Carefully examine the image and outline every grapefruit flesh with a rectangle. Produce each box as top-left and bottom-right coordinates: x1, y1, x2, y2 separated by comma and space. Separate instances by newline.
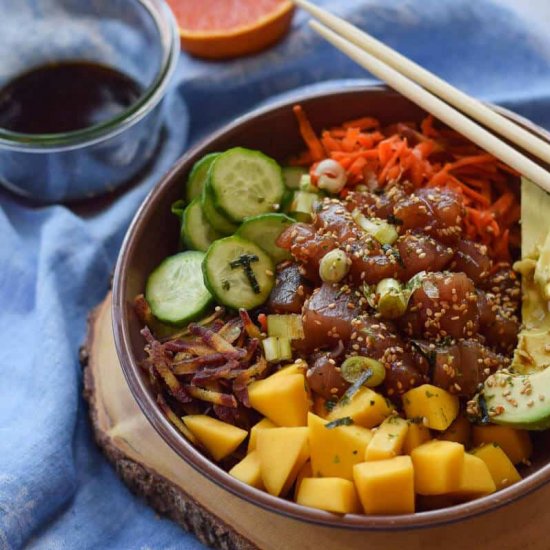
166, 0, 295, 59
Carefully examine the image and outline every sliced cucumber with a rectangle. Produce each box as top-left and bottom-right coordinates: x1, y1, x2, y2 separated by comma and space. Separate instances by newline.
146, 251, 213, 326
202, 236, 275, 310
181, 198, 222, 252
236, 213, 293, 264
208, 147, 285, 223
186, 152, 219, 202
282, 166, 307, 190
201, 184, 239, 235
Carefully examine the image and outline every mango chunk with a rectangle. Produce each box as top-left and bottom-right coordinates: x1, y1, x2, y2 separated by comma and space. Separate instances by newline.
182, 415, 247, 461
403, 384, 459, 431
411, 440, 464, 495
247, 418, 277, 453
471, 443, 522, 489
248, 373, 309, 427
449, 453, 496, 500
327, 387, 393, 428
403, 422, 431, 455
308, 413, 372, 480
472, 425, 532, 465
353, 456, 415, 514
296, 478, 360, 514
271, 360, 307, 378
438, 414, 471, 446
257, 427, 310, 496
365, 416, 408, 461
229, 451, 263, 489
294, 460, 313, 500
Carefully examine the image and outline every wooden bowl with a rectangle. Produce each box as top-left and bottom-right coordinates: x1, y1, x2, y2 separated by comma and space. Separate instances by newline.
112, 85, 550, 530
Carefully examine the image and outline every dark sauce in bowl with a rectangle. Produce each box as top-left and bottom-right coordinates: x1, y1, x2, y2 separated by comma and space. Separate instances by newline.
0, 61, 143, 134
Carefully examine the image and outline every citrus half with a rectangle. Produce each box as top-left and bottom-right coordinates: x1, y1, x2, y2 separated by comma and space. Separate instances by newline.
166, 0, 295, 59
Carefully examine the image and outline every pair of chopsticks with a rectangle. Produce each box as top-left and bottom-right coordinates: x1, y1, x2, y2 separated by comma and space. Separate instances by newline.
293, 0, 550, 193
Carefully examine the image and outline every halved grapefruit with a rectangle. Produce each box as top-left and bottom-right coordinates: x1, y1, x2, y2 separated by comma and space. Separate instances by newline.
166, 0, 295, 59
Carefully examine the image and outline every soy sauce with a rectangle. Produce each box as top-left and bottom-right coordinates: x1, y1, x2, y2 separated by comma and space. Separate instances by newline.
0, 61, 143, 134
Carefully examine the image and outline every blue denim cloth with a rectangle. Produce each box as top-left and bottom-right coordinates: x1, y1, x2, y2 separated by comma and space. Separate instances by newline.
2, 1, 550, 548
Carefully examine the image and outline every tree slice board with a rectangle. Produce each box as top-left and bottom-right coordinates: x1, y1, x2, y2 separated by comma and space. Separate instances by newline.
82, 294, 549, 550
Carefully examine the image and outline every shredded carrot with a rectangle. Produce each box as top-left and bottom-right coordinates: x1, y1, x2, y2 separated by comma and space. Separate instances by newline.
257, 313, 267, 333
292, 105, 325, 162
291, 105, 521, 258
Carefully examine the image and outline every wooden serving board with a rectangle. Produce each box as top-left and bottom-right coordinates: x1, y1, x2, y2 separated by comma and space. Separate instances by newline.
82, 294, 549, 550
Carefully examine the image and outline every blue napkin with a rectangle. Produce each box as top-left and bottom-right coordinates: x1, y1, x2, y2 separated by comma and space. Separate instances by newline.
2, 1, 550, 548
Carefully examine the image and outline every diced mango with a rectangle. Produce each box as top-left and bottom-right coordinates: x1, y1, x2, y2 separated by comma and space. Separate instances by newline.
294, 460, 313, 500
327, 387, 393, 428
449, 454, 496, 500
353, 456, 415, 515
403, 384, 459, 431
365, 416, 408, 461
257, 427, 310, 496
471, 443, 522, 489
411, 440, 464, 495
247, 418, 277, 453
182, 415, 248, 461
403, 422, 431, 455
296, 478, 360, 514
472, 425, 532, 465
248, 373, 309, 427
308, 413, 372, 480
229, 451, 263, 489
271, 360, 307, 378
438, 414, 471, 446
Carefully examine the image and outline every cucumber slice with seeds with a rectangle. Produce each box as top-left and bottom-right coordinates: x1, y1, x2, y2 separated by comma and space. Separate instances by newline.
202, 236, 275, 310
146, 251, 212, 326
181, 198, 222, 252
201, 184, 239, 235
236, 213, 293, 264
208, 147, 285, 223
186, 152, 220, 202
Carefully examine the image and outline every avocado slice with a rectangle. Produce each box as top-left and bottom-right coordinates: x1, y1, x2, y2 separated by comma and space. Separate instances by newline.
479, 368, 550, 430
509, 178, 550, 374
473, 178, 550, 429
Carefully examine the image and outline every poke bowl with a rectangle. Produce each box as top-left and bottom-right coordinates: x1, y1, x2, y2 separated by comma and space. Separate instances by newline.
112, 85, 550, 529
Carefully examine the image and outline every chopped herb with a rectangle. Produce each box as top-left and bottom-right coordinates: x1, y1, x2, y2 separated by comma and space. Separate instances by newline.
382, 244, 405, 267
230, 254, 261, 294
325, 417, 354, 429
333, 455, 341, 464
425, 390, 436, 398
411, 341, 436, 376
221, 280, 231, 291
324, 398, 338, 412
339, 368, 372, 405
387, 433, 397, 439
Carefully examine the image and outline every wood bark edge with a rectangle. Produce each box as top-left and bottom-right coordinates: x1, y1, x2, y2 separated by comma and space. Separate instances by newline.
80, 296, 256, 550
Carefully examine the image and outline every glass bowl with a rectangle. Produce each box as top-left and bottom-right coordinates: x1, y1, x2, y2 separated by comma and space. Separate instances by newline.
112, 85, 550, 530
0, 0, 179, 203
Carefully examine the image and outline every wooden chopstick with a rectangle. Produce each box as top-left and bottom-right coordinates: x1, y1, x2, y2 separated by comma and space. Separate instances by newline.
294, 0, 550, 167
305, 19, 550, 194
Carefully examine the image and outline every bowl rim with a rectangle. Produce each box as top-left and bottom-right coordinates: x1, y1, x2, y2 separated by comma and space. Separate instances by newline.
0, 0, 180, 152
112, 83, 550, 531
